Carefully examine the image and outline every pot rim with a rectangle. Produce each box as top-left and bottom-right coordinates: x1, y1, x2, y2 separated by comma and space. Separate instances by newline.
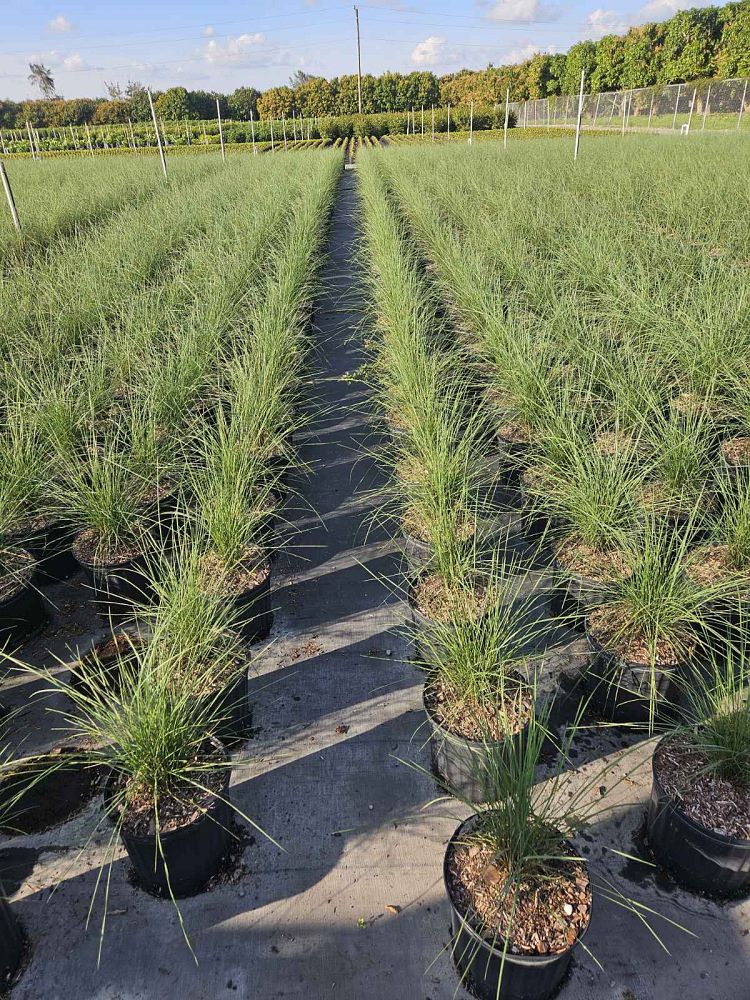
443, 813, 591, 964
422, 678, 528, 751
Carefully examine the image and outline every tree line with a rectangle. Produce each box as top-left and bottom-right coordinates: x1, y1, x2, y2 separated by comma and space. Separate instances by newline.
4, 1, 750, 129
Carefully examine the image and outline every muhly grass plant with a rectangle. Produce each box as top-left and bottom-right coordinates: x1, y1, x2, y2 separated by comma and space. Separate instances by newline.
3, 634, 275, 961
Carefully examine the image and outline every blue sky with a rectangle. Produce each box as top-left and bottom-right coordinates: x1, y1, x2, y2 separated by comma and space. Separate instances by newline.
1, 0, 700, 100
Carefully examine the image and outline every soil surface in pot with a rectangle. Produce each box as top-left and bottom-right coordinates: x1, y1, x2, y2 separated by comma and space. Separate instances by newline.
447, 832, 591, 956
118, 760, 226, 837
200, 549, 270, 598
555, 537, 630, 583
0, 548, 35, 602
425, 674, 531, 742
73, 528, 144, 567
587, 606, 693, 667
654, 736, 750, 840
685, 543, 749, 589
412, 573, 488, 624
720, 436, 750, 466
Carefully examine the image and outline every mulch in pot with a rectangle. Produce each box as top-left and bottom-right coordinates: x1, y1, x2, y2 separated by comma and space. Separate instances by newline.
654, 735, 750, 841
425, 673, 531, 743
411, 573, 488, 625
0, 548, 36, 605
446, 830, 591, 957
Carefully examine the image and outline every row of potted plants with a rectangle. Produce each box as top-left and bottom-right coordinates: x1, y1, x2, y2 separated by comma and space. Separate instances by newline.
359, 140, 750, 1000
0, 149, 344, 981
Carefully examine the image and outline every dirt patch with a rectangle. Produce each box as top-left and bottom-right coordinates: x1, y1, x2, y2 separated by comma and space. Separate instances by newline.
412, 573, 487, 624
447, 831, 591, 955
655, 736, 750, 840
201, 548, 270, 598
72, 527, 144, 568
720, 437, 750, 467
587, 605, 693, 667
425, 673, 531, 741
555, 537, 630, 583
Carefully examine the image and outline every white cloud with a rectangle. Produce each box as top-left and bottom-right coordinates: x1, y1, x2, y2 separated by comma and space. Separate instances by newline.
411, 36, 447, 66
586, 8, 628, 37
202, 25, 215, 37
48, 14, 73, 33
62, 52, 88, 71
639, 0, 711, 17
203, 32, 266, 65
484, 0, 559, 22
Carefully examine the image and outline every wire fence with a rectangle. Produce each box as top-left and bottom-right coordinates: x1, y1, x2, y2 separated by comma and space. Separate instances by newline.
509, 77, 750, 134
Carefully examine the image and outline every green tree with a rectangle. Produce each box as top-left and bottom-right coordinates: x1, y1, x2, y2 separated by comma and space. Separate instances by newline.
256, 86, 294, 118
562, 41, 598, 94
659, 8, 721, 82
92, 100, 131, 124
154, 86, 190, 120
125, 81, 151, 121
226, 87, 260, 120
717, 1, 750, 76
621, 24, 665, 88
591, 34, 627, 91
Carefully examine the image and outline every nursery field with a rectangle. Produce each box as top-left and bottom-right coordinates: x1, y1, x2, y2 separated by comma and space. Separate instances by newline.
0, 133, 748, 1000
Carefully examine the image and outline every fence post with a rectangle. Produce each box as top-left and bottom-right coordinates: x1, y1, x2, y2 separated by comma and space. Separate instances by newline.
593, 92, 601, 126
447, 104, 451, 137
686, 88, 697, 133
250, 110, 257, 154
738, 80, 748, 129
702, 84, 711, 130
431, 104, 435, 141
621, 92, 628, 135
25, 121, 37, 161
282, 117, 288, 151
0, 161, 21, 231
216, 99, 226, 161
671, 83, 682, 129
574, 70, 585, 160
503, 87, 510, 150
421, 105, 424, 135
469, 100, 474, 144
84, 121, 95, 157
647, 92, 655, 131
147, 89, 167, 178
270, 118, 275, 152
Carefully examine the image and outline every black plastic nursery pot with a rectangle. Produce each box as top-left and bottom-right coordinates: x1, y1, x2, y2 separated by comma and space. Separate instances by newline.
117, 747, 231, 898
0, 551, 46, 649
646, 736, 750, 897
401, 529, 436, 577
584, 628, 682, 725
496, 430, 528, 490
232, 566, 273, 644
424, 687, 524, 804
0, 748, 99, 835
444, 816, 589, 1000
550, 560, 610, 627
10, 518, 77, 584
73, 540, 153, 623
0, 896, 24, 984
69, 631, 142, 696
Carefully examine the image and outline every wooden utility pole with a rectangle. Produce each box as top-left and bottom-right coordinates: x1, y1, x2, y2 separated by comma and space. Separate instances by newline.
354, 6, 363, 114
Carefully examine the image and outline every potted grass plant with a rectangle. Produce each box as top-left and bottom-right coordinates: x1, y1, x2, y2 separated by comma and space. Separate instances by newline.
415, 558, 546, 802
685, 468, 750, 625
0, 423, 47, 645
188, 421, 276, 644
140, 539, 253, 742
1, 407, 77, 585
55, 428, 157, 621
4, 634, 275, 952
584, 522, 709, 725
647, 641, 750, 897
439, 697, 682, 1000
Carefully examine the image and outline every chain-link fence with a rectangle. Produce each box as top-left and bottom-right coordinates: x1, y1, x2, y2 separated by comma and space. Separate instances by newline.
509, 77, 750, 134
